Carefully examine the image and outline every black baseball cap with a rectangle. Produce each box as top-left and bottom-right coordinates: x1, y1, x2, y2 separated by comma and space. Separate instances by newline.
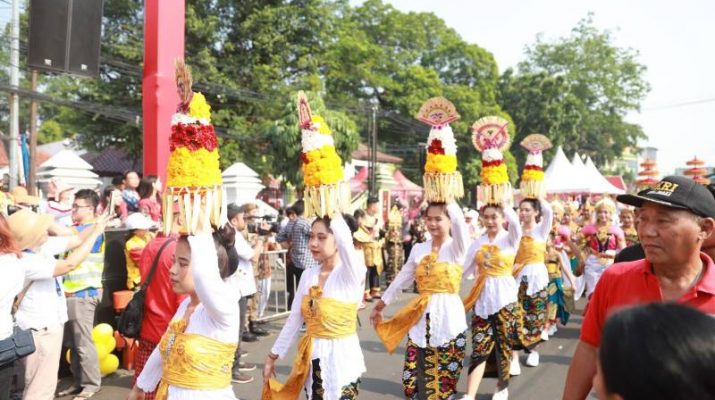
617, 175, 715, 218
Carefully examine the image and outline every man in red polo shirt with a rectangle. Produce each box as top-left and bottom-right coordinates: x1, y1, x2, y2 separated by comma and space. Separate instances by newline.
563, 176, 715, 400
132, 206, 186, 400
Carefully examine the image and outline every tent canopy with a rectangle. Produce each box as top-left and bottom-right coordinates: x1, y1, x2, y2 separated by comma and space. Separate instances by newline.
544, 147, 591, 193
584, 157, 625, 194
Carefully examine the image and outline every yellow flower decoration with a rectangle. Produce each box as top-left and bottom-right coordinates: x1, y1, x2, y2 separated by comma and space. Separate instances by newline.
425, 153, 457, 173
188, 92, 212, 122
167, 147, 222, 187
481, 164, 509, 185
302, 144, 344, 187
521, 169, 545, 181
311, 115, 332, 135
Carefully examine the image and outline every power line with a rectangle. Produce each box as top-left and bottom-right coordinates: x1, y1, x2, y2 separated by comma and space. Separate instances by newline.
642, 97, 715, 111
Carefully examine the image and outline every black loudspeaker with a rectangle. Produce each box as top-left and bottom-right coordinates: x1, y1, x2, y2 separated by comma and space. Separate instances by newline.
27, 0, 104, 77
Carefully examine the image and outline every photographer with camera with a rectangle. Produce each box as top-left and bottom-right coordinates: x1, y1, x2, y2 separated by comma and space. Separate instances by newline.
276, 200, 318, 310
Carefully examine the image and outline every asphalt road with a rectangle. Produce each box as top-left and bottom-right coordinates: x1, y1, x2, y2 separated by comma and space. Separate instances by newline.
57, 291, 593, 400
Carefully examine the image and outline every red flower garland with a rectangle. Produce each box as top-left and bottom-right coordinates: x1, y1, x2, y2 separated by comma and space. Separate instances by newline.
428, 139, 445, 155
523, 164, 543, 171
482, 159, 504, 167
170, 123, 218, 152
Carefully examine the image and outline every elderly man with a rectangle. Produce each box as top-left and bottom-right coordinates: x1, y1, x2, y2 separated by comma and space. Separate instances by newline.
563, 176, 715, 400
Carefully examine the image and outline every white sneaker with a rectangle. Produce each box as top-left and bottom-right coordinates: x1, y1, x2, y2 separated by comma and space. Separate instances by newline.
509, 357, 521, 376
549, 325, 558, 336
492, 387, 509, 400
525, 351, 540, 367
540, 329, 550, 341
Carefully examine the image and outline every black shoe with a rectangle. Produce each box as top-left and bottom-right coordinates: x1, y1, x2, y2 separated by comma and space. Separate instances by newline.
242, 332, 258, 342
250, 321, 269, 336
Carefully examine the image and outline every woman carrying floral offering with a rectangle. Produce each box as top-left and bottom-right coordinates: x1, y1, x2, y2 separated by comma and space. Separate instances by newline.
370, 98, 469, 400
511, 134, 554, 370
128, 60, 239, 400
460, 118, 522, 400
262, 92, 365, 400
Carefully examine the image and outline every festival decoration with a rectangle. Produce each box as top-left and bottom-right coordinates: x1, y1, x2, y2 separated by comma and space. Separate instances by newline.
683, 156, 711, 185
472, 116, 512, 205
519, 133, 552, 199
635, 159, 659, 189
163, 60, 227, 234
297, 91, 349, 217
416, 97, 464, 203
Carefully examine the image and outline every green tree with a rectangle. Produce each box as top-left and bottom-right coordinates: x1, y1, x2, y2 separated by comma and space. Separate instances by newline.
9, 0, 506, 193
499, 13, 649, 170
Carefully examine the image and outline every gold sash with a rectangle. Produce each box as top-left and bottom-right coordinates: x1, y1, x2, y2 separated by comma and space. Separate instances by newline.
263, 286, 358, 400
462, 244, 516, 311
155, 319, 236, 400
363, 241, 384, 273
375, 252, 462, 353
512, 236, 547, 277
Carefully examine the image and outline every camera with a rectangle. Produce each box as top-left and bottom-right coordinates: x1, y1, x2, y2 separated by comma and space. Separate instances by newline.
247, 215, 279, 236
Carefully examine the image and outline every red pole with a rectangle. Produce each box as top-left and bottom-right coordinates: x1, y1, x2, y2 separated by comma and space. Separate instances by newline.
142, 0, 185, 181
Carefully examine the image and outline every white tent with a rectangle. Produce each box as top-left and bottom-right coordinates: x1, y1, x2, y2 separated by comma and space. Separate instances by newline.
36, 150, 102, 194
222, 162, 266, 206
544, 147, 591, 193
585, 157, 625, 194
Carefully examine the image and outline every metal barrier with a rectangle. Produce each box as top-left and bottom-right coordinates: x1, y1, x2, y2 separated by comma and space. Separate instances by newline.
254, 249, 293, 322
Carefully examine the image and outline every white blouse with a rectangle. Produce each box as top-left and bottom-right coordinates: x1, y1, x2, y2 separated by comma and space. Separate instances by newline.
381, 203, 469, 348
270, 215, 367, 400
137, 234, 241, 400
515, 199, 553, 296
463, 206, 522, 319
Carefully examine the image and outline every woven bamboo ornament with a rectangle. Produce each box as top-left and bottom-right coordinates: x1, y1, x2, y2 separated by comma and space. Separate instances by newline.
297, 91, 349, 218
163, 60, 227, 235
472, 116, 512, 206
416, 97, 464, 203
519, 133, 552, 199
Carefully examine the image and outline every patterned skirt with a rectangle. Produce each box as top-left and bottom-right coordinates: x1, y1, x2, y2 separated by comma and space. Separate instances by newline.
469, 302, 521, 384
403, 313, 466, 400
547, 277, 571, 326
516, 278, 548, 350
307, 358, 360, 400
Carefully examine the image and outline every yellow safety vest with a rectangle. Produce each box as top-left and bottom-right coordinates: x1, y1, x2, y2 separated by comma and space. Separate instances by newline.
63, 227, 105, 293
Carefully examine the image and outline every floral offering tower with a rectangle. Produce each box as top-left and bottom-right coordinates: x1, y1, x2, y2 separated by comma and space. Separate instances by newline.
297, 91, 349, 217
472, 116, 512, 205
519, 133, 552, 199
163, 60, 227, 234
416, 97, 464, 203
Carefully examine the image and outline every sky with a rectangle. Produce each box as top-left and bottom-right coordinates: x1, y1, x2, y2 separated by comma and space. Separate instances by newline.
360, 0, 715, 175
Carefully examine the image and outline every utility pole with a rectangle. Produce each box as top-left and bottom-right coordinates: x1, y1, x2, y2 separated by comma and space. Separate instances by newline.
29, 70, 39, 195
8, 0, 20, 189
368, 103, 378, 197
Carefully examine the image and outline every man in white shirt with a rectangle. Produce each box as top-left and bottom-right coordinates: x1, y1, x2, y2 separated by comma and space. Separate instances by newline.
7, 209, 107, 400
227, 203, 264, 384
